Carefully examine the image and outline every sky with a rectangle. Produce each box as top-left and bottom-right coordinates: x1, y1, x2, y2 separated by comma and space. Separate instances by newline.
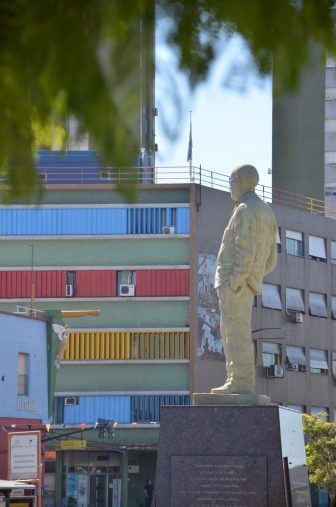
155, 31, 273, 187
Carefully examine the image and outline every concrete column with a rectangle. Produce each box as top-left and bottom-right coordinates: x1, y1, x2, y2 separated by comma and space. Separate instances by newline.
121, 452, 128, 507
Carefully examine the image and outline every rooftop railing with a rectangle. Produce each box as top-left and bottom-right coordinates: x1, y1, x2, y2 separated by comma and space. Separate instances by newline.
0, 165, 334, 218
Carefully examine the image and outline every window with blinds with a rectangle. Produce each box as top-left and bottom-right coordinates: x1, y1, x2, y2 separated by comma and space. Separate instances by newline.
286, 346, 306, 372
262, 342, 281, 367
261, 284, 282, 310
285, 230, 304, 257
286, 288, 305, 312
310, 349, 328, 374
308, 235, 326, 262
309, 292, 328, 318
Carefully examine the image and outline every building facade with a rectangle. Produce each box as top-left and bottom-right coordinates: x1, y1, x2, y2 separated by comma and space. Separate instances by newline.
1, 160, 336, 505
0, 312, 48, 422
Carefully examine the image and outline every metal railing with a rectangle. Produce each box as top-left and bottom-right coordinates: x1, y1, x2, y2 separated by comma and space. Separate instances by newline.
0, 164, 334, 217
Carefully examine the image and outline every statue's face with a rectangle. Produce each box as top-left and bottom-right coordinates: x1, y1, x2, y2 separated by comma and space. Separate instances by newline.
229, 173, 241, 201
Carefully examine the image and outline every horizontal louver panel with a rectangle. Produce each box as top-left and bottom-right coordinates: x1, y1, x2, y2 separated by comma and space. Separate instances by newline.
136, 269, 189, 297
57, 395, 190, 424
62, 331, 190, 360
0, 207, 190, 235
0, 269, 188, 298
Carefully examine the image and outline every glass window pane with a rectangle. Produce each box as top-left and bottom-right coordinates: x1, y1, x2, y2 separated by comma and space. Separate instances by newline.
261, 284, 282, 310
286, 288, 305, 312
309, 293, 328, 318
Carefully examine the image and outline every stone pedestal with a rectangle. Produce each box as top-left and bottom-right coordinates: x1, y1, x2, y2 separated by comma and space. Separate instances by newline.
155, 405, 311, 507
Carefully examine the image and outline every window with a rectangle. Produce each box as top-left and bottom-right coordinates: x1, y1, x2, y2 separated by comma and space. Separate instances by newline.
286, 346, 306, 372
332, 352, 336, 377
261, 284, 282, 310
311, 407, 328, 420
276, 228, 281, 253
331, 241, 336, 264
99, 170, 112, 180
287, 405, 305, 413
309, 235, 326, 262
66, 271, 76, 297
332, 297, 336, 319
286, 288, 305, 312
285, 230, 304, 257
310, 349, 328, 374
262, 342, 281, 367
17, 353, 29, 395
309, 292, 328, 318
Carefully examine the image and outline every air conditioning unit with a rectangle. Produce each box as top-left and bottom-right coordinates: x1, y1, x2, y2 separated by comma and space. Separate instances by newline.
66, 284, 74, 297
162, 226, 175, 234
289, 363, 299, 371
292, 311, 303, 323
119, 284, 135, 297
267, 364, 284, 378
64, 397, 78, 406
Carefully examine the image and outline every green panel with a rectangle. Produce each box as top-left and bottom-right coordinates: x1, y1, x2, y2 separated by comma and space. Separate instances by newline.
0, 239, 189, 267
55, 363, 189, 392
10, 187, 190, 205
0, 300, 189, 328
54, 427, 160, 446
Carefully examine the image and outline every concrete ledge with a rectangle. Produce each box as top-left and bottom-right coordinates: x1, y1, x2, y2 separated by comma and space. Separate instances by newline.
192, 392, 271, 406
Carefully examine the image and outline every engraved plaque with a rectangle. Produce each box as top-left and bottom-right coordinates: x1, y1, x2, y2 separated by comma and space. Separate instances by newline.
171, 455, 267, 507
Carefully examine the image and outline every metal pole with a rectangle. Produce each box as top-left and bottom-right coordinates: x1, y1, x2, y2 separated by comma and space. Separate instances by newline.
30, 244, 35, 314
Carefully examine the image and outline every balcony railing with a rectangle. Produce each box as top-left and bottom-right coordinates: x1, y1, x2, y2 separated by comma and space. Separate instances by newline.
0, 164, 334, 217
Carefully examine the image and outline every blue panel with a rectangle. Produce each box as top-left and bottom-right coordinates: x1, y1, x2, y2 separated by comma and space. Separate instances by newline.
0, 206, 189, 236
126, 207, 190, 235
37, 150, 155, 185
63, 396, 131, 424
176, 208, 190, 234
0, 208, 128, 236
130, 395, 190, 423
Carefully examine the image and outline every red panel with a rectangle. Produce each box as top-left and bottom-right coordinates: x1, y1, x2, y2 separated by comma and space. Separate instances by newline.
136, 269, 189, 297
76, 270, 117, 297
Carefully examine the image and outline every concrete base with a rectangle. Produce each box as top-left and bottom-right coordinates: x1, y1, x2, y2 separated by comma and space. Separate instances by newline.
156, 405, 311, 507
193, 392, 271, 406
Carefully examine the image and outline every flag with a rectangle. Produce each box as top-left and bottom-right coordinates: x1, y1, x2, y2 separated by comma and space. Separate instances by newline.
187, 121, 193, 162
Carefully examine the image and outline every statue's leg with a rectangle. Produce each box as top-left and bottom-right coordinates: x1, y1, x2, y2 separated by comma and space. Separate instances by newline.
212, 285, 254, 394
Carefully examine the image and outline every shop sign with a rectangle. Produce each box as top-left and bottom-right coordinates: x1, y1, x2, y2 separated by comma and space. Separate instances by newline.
128, 465, 139, 473
10, 488, 24, 497
9, 431, 40, 480
60, 440, 87, 450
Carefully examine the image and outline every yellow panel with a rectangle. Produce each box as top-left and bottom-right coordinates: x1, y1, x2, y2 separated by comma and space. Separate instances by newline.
65, 330, 190, 361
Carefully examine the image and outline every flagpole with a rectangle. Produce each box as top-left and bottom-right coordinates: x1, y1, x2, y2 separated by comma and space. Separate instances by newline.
187, 110, 193, 182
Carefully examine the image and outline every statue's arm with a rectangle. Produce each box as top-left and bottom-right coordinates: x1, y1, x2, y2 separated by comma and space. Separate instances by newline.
229, 206, 256, 291
265, 233, 277, 275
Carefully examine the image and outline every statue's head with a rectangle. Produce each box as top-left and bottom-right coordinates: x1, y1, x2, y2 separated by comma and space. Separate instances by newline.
229, 164, 259, 201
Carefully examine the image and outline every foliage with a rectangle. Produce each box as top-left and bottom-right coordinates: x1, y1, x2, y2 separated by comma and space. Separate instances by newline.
0, 0, 336, 199
302, 413, 336, 500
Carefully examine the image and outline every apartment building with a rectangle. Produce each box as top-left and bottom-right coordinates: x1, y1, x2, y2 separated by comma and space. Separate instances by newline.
1, 158, 336, 505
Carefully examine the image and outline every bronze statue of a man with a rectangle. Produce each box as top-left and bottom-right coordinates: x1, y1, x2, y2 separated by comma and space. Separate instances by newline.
213, 165, 277, 395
